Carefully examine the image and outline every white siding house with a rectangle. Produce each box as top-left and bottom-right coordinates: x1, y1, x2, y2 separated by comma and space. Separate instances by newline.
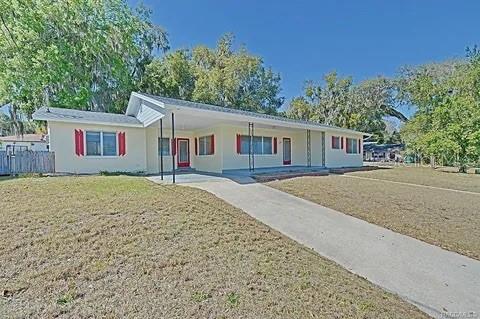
33, 92, 367, 175
0, 134, 49, 152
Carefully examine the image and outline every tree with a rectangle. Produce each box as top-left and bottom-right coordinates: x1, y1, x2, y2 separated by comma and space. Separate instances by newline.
287, 72, 407, 137
396, 60, 463, 115
141, 50, 195, 100
0, 105, 37, 136
0, 0, 168, 118
399, 49, 480, 172
141, 34, 284, 114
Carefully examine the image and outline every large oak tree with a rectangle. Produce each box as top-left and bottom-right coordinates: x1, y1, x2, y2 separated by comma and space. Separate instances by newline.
141, 34, 284, 115
0, 0, 168, 119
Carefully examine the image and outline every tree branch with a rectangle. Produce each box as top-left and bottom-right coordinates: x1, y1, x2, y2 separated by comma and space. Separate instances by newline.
0, 13, 19, 50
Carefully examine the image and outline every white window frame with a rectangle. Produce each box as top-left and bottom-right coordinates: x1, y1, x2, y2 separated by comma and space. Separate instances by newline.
85, 131, 118, 157
198, 135, 213, 156
346, 138, 358, 154
239, 135, 273, 155
332, 136, 341, 149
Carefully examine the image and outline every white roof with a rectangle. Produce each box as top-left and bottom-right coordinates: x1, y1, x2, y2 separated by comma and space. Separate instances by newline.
33, 107, 143, 127
128, 92, 368, 135
33, 93, 368, 136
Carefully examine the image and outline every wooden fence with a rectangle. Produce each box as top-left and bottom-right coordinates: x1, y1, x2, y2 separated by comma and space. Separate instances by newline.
0, 151, 55, 175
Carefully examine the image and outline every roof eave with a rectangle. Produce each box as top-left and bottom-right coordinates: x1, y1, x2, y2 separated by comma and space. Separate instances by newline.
134, 93, 368, 136
161, 101, 368, 136
33, 116, 144, 128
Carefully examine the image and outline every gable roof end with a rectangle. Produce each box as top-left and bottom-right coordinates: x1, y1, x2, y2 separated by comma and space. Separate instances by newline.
133, 92, 370, 136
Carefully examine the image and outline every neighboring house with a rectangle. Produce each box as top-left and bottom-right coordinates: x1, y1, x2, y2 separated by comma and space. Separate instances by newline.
0, 134, 49, 153
32, 92, 367, 174
363, 143, 404, 162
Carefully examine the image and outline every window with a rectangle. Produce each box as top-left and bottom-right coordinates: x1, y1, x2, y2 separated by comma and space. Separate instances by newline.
158, 137, 170, 156
253, 136, 262, 154
86, 131, 117, 156
86, 132, 101, 156
332, 136, 341, 149
263, 137, 273, 154
199, 135, 214, 155
239, 135, 272, 155
103, 132, 117, 156
346, 138, 358, 154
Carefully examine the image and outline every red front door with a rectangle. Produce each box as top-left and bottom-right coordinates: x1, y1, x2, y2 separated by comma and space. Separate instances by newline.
177, 138, 190, 167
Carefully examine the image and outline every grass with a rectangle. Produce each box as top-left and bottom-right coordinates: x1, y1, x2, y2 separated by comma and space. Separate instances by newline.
268, 167, 480, 260
0, 176, 428, 318
352, 166, 480, 193
0, 175, 14, 182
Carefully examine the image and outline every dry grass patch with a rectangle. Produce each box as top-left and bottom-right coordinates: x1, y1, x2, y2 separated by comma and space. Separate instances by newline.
268, 169, 480, 260
0, 176, 428, 318
351, 166, 480, 193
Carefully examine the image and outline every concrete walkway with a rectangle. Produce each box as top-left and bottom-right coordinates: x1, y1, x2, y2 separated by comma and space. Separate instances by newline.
171, 177, 480, 319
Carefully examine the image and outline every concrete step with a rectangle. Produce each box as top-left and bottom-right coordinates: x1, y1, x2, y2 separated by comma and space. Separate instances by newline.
253, 169, 329, 182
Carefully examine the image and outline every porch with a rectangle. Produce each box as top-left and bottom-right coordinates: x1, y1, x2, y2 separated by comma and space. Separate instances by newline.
148, 165, 329, 185
128, 93, 364, 181
149, 110, 326, 182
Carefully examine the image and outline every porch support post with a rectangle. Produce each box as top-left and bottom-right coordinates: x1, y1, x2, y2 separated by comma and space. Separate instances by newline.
171, 112, 175, 184
252, 123, 255, 171
160, 119, 163, 180
248, 123, 251, 171
248, 122, 254, 171
306, 129, 311, 167
321, 131, 325, 167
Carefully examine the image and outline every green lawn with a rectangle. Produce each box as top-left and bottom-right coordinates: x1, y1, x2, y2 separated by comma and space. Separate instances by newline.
0, 176, 427, 318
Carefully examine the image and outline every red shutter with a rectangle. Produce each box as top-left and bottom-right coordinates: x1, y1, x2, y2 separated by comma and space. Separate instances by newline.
341, 137, 344, 149
210, 135, 215, 155
118, 132, 122, 156
75, 129, 84, 156
194, 138, 198, 155
358, 138, 361, 154
79, 130, 84, 156
273, 137, 277, 154
236, 134, 241, 154
331, 136, 334, 148
122, 132, 125, 156
74, 130, 79, 156
122, 132, 126, 156
118, 132, 126, 156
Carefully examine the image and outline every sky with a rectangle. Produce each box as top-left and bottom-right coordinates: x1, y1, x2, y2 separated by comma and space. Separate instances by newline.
128, 0, 479, 117
129, 0, 479, 117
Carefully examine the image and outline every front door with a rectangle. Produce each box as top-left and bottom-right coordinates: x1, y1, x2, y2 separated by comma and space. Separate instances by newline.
177, 138, 190, 167
283, 138, 291, 165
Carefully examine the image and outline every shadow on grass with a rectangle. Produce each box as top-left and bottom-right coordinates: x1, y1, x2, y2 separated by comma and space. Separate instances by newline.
0, 175, 15, 182
0, 173, 50, 182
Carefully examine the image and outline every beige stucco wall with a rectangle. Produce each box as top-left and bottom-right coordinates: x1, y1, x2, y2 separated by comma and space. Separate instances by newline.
149, 126, 224, 174
155, 129, 192, 173
48, 119, 363, 174
146, 124, 363, 173
48, 121, 147, 174
324, 131, 363, 168
190, 126, 223, 173
221, 125, 314, 170
145, 125, 159, 174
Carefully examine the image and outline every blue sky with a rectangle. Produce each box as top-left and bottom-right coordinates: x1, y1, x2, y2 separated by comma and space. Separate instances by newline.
129, 0, 478, 117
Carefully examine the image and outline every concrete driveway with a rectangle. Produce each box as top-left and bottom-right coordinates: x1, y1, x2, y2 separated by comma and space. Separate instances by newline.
163, 176, 480, 319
